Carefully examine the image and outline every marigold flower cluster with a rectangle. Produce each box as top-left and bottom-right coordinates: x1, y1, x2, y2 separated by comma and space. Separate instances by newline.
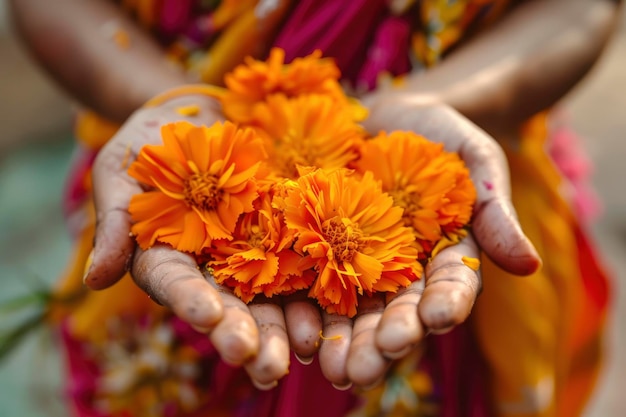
127, 48, 476, 317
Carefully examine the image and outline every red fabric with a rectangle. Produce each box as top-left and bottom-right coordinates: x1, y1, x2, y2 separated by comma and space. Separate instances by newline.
431, 324, 492, 417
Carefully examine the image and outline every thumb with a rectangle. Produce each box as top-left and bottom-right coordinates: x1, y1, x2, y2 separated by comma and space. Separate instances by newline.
83, 140, 140, 290
472, 197, 541, 276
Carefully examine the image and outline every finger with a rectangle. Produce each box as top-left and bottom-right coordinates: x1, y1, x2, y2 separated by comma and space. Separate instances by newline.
132, 245, 225, 327
244, 300, 290, 389
284, 292, 323, 363
472, 197, 541, 276
132, 246, 259, 366
318, 311, 353, 388
85, 136, 143, 290
376, 279, 426, 359
207, 294, 259, 367
419, 234, 482, 332
346, 295, 390, 389
133, 247, 258, 364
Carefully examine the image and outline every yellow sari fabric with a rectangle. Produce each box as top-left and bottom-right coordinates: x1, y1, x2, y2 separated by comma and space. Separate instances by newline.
474, 114, 608, 417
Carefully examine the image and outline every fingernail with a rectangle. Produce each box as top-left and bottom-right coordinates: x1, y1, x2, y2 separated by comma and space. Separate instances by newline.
147, 294, 164, 306
252, 379, 278, 391
382, 344, 413, 360
361, 378, 384, 391
429, 326, 454, 335
512, 241, 542, 275
294, 353, 314, 365
332, 382, 353, 391
82, 249, 94, 284
190, 324, 210, 333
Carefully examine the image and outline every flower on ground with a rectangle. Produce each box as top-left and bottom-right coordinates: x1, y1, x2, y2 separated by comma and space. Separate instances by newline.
206, 188, 315, 302
220, 47, 367, 124
127, 120, 267, 254
253, 93, 366, 179
352, 131, 476, 257
278, 167, 422, 317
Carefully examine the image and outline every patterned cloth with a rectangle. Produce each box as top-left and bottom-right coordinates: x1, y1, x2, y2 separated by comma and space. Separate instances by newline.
52, 1, 610, 416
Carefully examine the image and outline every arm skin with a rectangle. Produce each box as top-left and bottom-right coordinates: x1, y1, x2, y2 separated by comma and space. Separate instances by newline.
10, 0, 621, 133
9, 0, 192, 123
366, 0, 623, 139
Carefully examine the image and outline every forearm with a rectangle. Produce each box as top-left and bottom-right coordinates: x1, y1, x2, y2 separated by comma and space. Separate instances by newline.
9, 0, 192, 123
400, 0, 621, 137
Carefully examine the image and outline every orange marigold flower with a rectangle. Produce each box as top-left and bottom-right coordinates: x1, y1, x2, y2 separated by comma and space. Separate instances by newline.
206, 189, 315, 302
279, 167, 422, 318
353, 131, 476, 257
221, 47, 366, 124
127, 121, 266, 253
253, 93, 366, 179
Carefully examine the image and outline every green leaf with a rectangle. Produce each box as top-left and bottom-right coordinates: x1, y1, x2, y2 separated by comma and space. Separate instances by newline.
0, 291, 52, 315
0, 312, 46, 363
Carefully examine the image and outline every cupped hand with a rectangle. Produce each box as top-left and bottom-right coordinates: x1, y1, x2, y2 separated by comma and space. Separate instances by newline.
82, 93, 324, 388
82, 88, 541, 391
83, 94, 226, 323
361, 92, 541, 275
309, 93, 542, 389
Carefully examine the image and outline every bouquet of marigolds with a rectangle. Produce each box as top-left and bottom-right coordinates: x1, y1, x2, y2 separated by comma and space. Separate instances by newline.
127, 48, 477, 318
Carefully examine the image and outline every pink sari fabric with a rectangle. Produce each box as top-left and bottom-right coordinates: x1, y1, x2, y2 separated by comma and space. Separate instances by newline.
62, 317, 359, 417
273, 0, 411, 89
547, 111, 602, 223
62, 316, 490, 417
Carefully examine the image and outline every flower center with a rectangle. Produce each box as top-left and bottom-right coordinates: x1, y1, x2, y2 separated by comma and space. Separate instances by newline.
247, 225, 266, 248
273, 143, 306, 179
322, 216, 363, 263
183, 172, 222, 210
389, 189, 420, 226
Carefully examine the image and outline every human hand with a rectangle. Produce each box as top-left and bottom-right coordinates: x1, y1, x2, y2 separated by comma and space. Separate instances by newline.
305, 93, 542, 389
82, 92, 325, 388
361, 92, 542, 275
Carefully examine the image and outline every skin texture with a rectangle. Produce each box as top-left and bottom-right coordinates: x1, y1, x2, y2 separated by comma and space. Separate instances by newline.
9, 0, 622, 389
366, 0, 622, 139
9, 0, 191, 122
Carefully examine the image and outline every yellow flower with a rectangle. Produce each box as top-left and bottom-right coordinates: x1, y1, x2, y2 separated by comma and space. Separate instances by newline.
127, 121, 266, 254
461, 256, 481, 271
353, 131, 476, 257
206, 189, 315, 302
253, 93, 366, 179
220, 47, 366, 124
279, 167, 422, 318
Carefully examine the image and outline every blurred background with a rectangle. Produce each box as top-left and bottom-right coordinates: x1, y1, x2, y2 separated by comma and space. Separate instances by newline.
0, 1, 624, 416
